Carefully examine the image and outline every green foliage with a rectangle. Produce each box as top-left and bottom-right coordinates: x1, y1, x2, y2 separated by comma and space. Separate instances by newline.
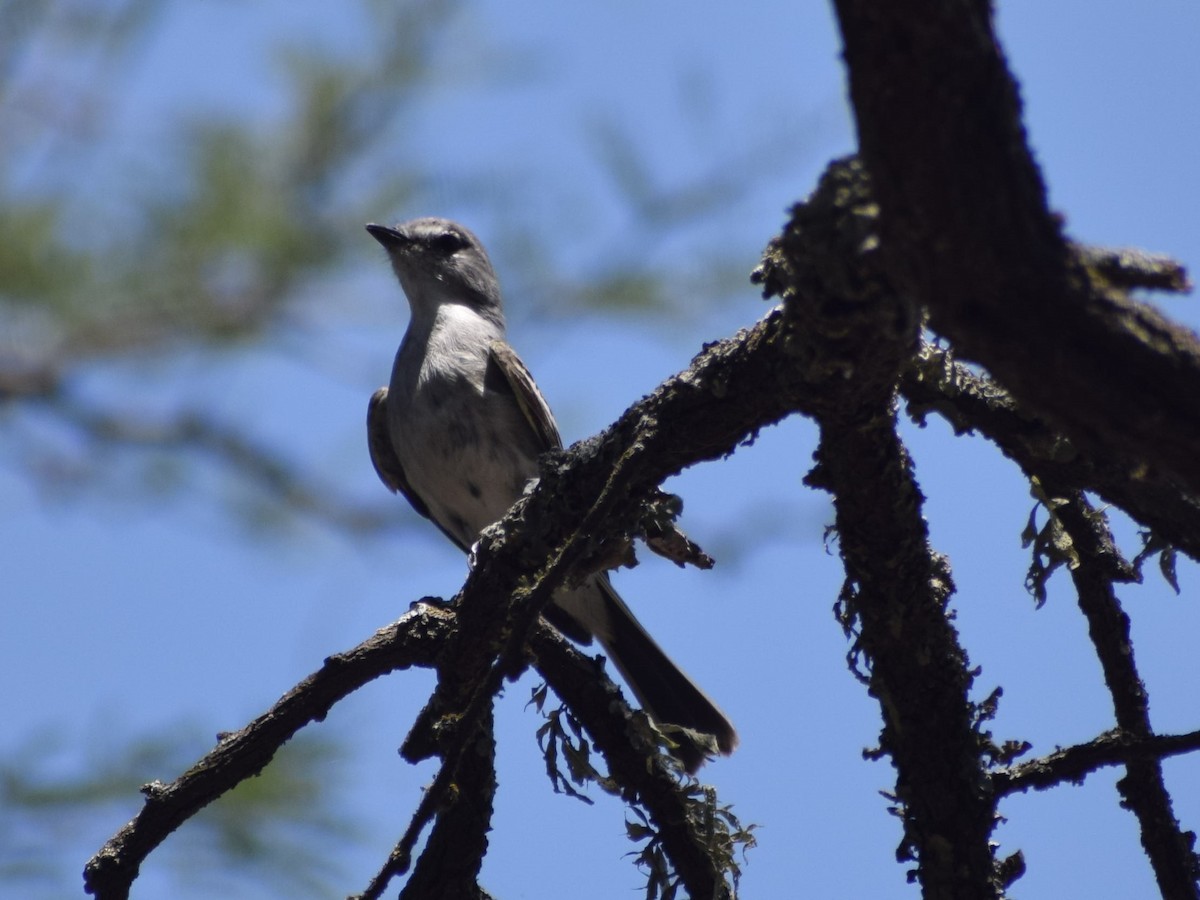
0, 2, 458, 360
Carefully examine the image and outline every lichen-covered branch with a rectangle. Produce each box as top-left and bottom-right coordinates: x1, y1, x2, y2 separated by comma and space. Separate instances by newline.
531, 626, 744, 900
996, 728, 1200, 797
395, 706, 497, 900
902, 343, 1200, 564
1036, 486, 1200, 898
832, 0, 1200, 497
756, 159, 1004, 899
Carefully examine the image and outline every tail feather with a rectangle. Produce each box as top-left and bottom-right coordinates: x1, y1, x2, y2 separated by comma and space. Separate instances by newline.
584, 577, 737, 772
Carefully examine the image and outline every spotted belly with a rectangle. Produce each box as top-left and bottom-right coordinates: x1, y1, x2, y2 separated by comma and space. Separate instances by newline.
393, 391, 541, 548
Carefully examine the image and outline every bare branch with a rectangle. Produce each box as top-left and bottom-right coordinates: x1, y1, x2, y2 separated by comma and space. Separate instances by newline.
1076, 245, 1192, 295
996, 729, 1200, 796
355, 707, 496, 900
83, 605, 448, 899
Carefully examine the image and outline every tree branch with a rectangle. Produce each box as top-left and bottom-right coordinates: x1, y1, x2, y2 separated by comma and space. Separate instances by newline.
83, 605, 449, 899
1076, 245, 1191, 295
1036, 485, 1200, 898
756, 158, 1003, 899
531, 626, 742, 900
901, 342, 1200, 564
394, 706, 496, 900
832, 0, 1200, 498
996, 728, 1200, 797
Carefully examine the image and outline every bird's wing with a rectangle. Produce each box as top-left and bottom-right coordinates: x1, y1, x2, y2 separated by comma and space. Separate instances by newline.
367, 387, 415, 498
486, 340, 563, 452
368, 386, 470, 552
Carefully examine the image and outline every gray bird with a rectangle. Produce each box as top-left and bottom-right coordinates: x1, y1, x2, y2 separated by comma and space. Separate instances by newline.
365, 217, 737, 772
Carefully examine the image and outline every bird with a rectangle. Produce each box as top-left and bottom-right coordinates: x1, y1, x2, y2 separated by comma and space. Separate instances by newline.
365, 217, 737, 772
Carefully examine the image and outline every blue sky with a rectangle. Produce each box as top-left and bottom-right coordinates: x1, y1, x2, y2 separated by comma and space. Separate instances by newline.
4, 2, 1200, 898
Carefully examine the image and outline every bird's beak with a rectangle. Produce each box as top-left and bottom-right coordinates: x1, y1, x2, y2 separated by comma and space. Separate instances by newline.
366, 223, 408, 250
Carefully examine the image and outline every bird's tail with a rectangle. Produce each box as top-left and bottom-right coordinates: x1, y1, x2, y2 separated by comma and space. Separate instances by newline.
583, 576, 738, 773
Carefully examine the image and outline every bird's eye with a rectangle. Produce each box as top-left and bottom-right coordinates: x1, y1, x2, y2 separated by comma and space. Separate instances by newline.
430, 231, 468, 254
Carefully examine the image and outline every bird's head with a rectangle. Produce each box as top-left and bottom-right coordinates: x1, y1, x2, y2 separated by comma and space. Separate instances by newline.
366, 218, 503, 323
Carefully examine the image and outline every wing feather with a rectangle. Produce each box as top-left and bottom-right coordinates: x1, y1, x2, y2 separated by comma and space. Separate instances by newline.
368, 386, 470, 551
486, 340, 562, 452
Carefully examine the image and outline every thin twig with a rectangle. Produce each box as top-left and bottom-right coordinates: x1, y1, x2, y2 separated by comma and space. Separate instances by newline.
996, 729, 1200, 796
1039, 485, 1200, 898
